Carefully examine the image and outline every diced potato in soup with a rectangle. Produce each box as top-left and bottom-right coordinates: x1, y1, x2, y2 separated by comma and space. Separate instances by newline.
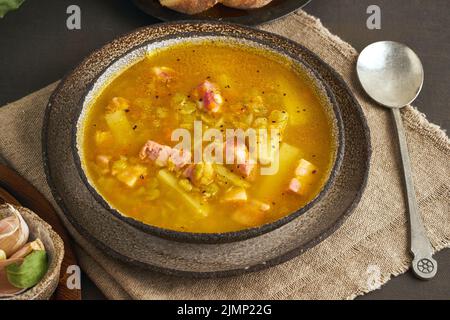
81, 41, 336, 233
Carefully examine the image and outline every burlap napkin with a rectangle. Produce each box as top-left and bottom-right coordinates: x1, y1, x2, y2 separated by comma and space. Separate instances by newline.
0, 10, 449, 300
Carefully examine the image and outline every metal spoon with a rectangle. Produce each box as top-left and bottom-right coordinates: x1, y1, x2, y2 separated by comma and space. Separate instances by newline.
357, 41, 437, 280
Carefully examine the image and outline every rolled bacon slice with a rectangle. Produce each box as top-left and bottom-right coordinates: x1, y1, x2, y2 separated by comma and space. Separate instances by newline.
235, 143, 256, 178
288, 177, 302, 193
140, 140, 191, 169
152, 66, 176, 83
224, 138, 256, 178
192, 80, 223, 113
287, 159, 318, 195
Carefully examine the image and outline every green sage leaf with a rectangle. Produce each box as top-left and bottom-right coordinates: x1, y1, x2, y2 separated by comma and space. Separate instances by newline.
6, 250, 48, 289
0, 0, 25, 18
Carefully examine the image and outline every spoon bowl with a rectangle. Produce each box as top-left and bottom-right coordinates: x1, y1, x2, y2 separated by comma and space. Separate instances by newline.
357, 41, 424, 108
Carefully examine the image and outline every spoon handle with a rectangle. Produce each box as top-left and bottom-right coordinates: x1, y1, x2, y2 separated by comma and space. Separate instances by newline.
392, 108, 437, 280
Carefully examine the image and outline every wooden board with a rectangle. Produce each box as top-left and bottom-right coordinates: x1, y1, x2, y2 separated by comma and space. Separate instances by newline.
0, 163, 81, 300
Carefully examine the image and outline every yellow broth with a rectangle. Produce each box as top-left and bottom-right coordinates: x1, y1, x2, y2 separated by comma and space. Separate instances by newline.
81, 41, 337, 233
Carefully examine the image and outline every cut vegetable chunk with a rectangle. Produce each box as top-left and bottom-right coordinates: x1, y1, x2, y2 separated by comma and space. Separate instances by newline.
255, 142, 302, 200
106, 97, 130, 113
249, 199, 271, 212
288, 159, 319, 196
222, 187, 248, 202
95, 131, 114, 148
95, 155, 111, 174
105, 110, 133, 146
189, 162, 215, 186
115, 165, 147, 188
295, 159, 317, 177
231, 208, 265, 227
157, 169, 209, 217
256, 131, 279, 165
269, 110, 289, 138
213, 164, 251, 189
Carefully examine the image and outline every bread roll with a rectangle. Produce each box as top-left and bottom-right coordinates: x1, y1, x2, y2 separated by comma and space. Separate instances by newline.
160, 0, 219, 15
221, 0, 273, 9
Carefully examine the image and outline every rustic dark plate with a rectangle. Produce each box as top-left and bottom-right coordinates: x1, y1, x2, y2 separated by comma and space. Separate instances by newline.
43, 21, 371, 277
133, 0, 311, 25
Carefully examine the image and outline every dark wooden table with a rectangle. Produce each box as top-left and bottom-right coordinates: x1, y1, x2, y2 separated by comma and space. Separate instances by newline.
0, 0, 448, 300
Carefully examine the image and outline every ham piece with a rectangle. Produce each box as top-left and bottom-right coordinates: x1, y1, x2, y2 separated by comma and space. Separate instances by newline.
140, 140, 191, 168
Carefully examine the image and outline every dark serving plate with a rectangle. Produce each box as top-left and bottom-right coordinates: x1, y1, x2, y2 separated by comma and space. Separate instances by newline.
133, 0, 311, 25
43, 21, 371, 277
